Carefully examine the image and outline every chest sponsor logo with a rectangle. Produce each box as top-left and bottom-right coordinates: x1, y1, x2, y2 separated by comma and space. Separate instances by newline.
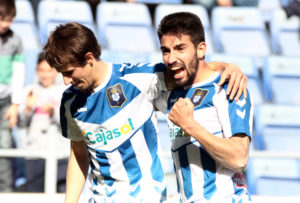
169, 123, 190, 142
83, 118, 134, 145
106, 83, 127, 108
191, 88, 208, 107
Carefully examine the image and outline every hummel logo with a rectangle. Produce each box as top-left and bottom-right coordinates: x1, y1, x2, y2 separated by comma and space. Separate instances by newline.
236, 99, 246, 108
236, 109, 245, 119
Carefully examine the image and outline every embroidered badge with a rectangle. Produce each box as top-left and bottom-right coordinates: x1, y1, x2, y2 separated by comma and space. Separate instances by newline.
190, 88, 208, 107
106, 84, 127, 108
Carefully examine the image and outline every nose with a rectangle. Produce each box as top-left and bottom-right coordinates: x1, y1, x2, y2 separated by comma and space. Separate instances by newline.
167, 51, 177, 65
63, 76, 73, 85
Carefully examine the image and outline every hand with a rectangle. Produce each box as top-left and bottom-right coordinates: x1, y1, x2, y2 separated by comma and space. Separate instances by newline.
25, 89, 37, 113
42, 101, 56, 117
218, 63, 248, 101
168, 98, 194, 129
4, 104, 19, 128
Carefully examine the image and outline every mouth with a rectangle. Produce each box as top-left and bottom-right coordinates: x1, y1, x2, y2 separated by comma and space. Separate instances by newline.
169, 65, 185, 79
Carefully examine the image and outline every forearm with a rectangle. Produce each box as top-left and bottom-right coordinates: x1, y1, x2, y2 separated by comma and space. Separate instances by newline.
182, 119, 250, 172
65, 142, 89, 203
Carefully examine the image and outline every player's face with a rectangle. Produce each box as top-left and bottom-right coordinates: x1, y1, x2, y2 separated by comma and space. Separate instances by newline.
60, 63, 94, 92
0, 16, 13, 35
37, 60, 58, 88
160, 34, 199, 88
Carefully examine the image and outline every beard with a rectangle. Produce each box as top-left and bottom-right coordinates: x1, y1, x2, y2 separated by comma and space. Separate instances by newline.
172, 56, 199, 88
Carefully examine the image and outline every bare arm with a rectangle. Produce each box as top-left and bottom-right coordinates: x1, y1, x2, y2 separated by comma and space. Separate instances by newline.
208, 61, 248, 101
168, 98, 250, 172
65, 140, 90, 203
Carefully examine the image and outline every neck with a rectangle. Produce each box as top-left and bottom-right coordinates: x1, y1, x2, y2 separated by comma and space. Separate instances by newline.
92, 60, 109, 89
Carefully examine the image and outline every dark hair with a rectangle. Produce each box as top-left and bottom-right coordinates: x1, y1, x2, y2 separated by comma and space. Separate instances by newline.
0, 0, 16, 18
157, 12, 205, 47
37, 52, 46, 64
43, 22, 101, 71
0, 0, 16, 43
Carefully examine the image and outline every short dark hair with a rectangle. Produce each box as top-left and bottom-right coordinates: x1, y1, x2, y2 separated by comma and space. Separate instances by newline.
0, 0, 16, 19
37, 52, 46, 65
157, 12, 205, 47
43, 22, 101, 71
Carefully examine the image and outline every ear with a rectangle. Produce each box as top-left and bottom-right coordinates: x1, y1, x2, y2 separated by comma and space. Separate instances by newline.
85, 52, 94, 65
196, 42, 206, 60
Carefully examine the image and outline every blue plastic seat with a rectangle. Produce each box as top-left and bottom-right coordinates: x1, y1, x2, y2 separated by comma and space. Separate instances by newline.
37, 0, 95, 45
262, 55, 300, 104
270, 8, 300, 56
211, 7, 271, 67
96, 2, 157, 53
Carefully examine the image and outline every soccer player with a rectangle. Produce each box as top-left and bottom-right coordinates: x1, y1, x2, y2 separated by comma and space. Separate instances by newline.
155, 12, 253, 202
43, 22, 247, 202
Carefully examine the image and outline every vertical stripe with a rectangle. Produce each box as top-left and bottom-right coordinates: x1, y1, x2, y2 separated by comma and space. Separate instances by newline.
200, 147, 217, 200
143, 117, 165, 183
118, 139, 142, 186
95, 151, 114, 186
178, 147, 193, 199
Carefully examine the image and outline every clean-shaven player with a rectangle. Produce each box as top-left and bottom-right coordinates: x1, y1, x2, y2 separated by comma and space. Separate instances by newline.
43, 22, 248, 203
155, 12, 253, 202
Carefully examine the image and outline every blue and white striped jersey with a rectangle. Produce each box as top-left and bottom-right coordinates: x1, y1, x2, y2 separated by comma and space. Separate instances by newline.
60, 63, 167, 202
155, 72, 253, 203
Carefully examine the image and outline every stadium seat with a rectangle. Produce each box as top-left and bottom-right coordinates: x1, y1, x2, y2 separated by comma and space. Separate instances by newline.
154, 4, 215, 54
96, 2, 157, 53
211, 7, 271, 67
270, 8, 300, 56
247, 157, 300, 196
262, 55, 300, 104
258, 0, 282, 22
246, 104, 300, 195
253, 104, 300, 151
11, 0, 40, 51
208, 54, 264, 105
37, 0, 95, 45
101, 49, 149, 64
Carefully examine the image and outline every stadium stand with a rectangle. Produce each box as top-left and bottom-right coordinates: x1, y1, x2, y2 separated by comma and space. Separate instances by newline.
154, 3, 215, 54
211, 7, 271, 67
270, 8, 300, 56
96, 2, 157, 53
37, 0, 95, 45
262, 55, 300, 104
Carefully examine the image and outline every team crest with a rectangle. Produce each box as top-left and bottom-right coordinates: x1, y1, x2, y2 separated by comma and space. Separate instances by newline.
106, 84, 127, 108
191, 88, 208, 107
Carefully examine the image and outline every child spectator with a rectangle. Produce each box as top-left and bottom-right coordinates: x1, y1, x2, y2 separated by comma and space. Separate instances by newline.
18, 52, 68, 192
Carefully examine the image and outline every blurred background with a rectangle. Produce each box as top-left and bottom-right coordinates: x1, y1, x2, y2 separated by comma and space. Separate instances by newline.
1, 0, 300, 202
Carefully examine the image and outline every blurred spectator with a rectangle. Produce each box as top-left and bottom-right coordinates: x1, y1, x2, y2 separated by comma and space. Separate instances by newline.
18, 52, 68, 193
185, 0, 258, 14
0, 0, 25, 192
283, 0, 300, 18
283, 0, 300, 39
